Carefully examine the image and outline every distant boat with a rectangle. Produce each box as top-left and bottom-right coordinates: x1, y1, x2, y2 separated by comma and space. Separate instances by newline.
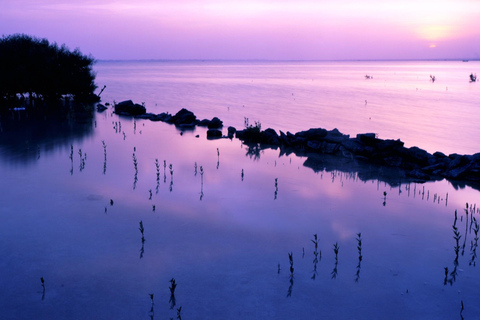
462, 60, 469, 62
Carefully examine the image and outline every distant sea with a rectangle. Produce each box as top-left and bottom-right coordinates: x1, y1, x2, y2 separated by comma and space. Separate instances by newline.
94, 60, 480, 155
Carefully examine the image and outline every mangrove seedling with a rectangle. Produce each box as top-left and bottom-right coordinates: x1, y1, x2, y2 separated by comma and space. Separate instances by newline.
133, 152, 138, 189
149, 189, 152, 200
199, 166, 204, 200
102, 140, 107, 174
78, 148, 86, 172
69, 145, 74, 175
446, 223, 462, 285
311, 234, 319, 250
469, 219, 479, 266
169, 278, 177, 294
40, 277, 45, 300
331, 242, 339, 279
163, 160, 167, 183
177, 306, 182, 320
355, 233, 363, 282
169, 165, 174, 191
287, 253, 294, 297
194, 162, 198, 176
169, 278, 177, 309
274, 178, 278, 200
311, 234, 319, 280
333, 242, 339, 259
140, 241, 144, 259
241, 169, 244, 181
148, 293, 154, 316
288, 252, 294, 276
139, 220, 145, 243
357, 233, 363, 261
155, 159, 160, 181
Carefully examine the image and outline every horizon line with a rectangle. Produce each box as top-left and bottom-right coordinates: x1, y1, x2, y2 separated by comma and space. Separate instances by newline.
96, 58, 479, 63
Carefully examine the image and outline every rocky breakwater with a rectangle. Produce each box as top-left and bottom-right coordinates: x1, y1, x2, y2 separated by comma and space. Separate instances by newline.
113, 101, 224, 135
107, 101, 480, 186
235, 125, 480, 184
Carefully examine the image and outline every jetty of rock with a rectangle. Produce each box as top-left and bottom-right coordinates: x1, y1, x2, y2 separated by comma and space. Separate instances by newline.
106, 101, 480, 187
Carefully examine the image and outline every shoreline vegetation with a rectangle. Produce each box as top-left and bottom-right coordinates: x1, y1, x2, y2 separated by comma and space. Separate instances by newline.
109, 100, 480, 190
0, 34, 99, 108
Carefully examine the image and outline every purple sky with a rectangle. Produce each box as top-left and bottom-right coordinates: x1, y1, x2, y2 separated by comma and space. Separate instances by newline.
1, 0, 480, 60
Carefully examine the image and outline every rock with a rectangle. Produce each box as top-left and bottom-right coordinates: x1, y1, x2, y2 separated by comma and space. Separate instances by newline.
376, 139, 404, 151
324, 128, 349, 143
384, 156, 403, 167
227, 126, 236, 139
154, 112, 172, 122
207, 117, 223, 129
307, 140, 322, 150
421, 162, 446, 174
356, 133, 378, 145
401, 146, 435, 167
445, 165, 471, 180
447, 154, 470, 170
295, 128, 328, 140
261, 128, 280, 145
207, 129, 222, 139
433, 151, 447, 159
114, 100, 146, 116
322, 142, 340, 154
96, 103, 107, 112
341, 139, 365, 154
408, 169, 430, 181
196, 119, 211, 126
169, 108, 196, 125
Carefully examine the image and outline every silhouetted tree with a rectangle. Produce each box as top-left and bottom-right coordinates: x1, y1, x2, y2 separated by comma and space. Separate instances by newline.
0, 34, 98, 107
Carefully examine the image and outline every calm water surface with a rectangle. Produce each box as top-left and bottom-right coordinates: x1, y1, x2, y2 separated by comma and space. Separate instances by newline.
96, 60, 480, 155
0, 61, 480, 319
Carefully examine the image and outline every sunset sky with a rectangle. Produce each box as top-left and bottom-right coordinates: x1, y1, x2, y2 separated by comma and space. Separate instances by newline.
1, 0, 480, 60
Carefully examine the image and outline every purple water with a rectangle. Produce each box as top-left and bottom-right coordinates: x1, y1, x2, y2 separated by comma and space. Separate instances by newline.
0, 61, 479, 319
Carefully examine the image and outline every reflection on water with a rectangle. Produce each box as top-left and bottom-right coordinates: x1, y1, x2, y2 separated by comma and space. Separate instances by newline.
0, 106, 95, 164
1, 109, 480, 319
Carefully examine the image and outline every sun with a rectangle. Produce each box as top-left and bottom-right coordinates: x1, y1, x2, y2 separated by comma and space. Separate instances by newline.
429, 44, 437, 48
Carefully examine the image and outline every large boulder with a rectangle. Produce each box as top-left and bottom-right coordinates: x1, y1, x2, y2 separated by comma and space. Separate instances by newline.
169, 108, 196, 125
114, 100, 146, 116
227, 126, 236, 139
295, 128, 328, 140
207, 117, 223, 129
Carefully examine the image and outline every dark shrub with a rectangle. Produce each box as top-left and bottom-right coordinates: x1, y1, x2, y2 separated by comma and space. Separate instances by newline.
0, 34, 98, 106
